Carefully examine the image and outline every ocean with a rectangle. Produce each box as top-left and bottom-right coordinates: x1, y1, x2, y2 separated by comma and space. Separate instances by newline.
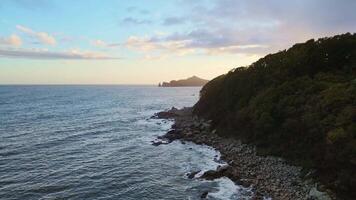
0, 86, 252, 200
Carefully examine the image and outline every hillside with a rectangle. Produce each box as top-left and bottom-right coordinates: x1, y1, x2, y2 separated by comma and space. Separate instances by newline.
193, 33, 356, 198
159, 76, 208, 87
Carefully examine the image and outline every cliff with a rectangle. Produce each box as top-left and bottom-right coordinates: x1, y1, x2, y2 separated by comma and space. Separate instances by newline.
193, 33, 356, 199
159, 76, 208, 87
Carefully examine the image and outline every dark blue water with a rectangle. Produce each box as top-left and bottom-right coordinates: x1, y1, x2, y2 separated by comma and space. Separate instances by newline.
0, 86, 252, 200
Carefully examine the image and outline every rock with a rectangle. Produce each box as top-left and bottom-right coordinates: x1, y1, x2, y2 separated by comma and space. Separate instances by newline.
200, 191, 209, 199
187, 170, 201, 179
170, 106, 178, 111
151, 107, 337, 200
154, 111, 177, 119
304, 170, 317, 180
153, 107, 181, 119
213, 157, 221, 163
241, 181, 251, 188
307, 185, 332, 200
200, 170, 223, 180
200, 165, 231, 180
185, 131, 193, 136
252, 193, 264, 200
223, 168, 241, 182
216, 164, 230, 172
201, 122, 210, 129
317, 183, 326, 192
151, 139, 169, 146
163, 130, 181, 141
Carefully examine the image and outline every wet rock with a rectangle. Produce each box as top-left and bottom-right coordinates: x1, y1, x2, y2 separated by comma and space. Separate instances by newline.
200, 165, 231, 180
151, 139, 170, 146
153, 107, 180, 119
151, 107, 335, 200
200, 191, 209, 199
187, 170, 201, 179
163, 130, 181, 141
216, 164, 230, 172
153, 111, 177, 119
200, 170, 223, 180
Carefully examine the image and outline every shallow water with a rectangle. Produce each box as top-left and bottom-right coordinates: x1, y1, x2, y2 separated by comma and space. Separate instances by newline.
0, 86, 252, 200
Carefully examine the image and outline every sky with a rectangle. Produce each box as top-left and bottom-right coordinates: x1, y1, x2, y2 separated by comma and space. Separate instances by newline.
0, 0, 356, 84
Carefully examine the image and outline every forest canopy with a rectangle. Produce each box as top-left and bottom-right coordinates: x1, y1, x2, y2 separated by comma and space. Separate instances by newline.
194, 33, 356, 198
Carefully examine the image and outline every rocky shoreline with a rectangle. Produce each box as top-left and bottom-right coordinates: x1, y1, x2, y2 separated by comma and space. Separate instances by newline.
152, 107, 335, 200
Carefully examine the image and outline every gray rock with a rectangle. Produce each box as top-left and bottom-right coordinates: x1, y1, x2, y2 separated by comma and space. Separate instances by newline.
187, 170, 201, 179
200, 170, 224, 180
201, 191, 209, 199
307, 185, 332, 200
151, 139, 169, 146
216, 164, 230, 172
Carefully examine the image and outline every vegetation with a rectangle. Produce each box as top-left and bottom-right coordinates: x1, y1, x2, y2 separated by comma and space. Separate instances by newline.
194, 33, 356, 198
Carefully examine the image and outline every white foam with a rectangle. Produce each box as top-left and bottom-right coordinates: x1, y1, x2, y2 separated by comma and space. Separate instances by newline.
171, 141, 258, 200
208, 177, 254, 200
136, 117, 173, 137
175, 141, 223, 173
150, 117, 257, 199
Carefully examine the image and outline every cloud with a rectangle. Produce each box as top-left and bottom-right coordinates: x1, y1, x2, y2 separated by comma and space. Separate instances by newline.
185, 0, 356, 45
91, 39, 121, 48
91, 39, 107, 48
126, 36, 193, 55
0, 48, 120, 60
16, 25, 56, 45
121, 17, 152, 25
207, 0, 356, 32
0, 34, 22, 47
125, 32, 269, 58
162, 17, 186, 26
126, 0, 356, 58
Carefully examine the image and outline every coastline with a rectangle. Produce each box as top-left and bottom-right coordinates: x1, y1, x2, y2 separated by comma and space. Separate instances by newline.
152, 107, 334, 200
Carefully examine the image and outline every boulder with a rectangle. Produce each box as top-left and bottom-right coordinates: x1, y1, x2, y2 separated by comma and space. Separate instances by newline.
307, 185, 332, 200
200, 170, 223, 180
187, 170, 201, 179
216, 164, 230, 172
151, 139, 169, 146
200, 165, 231, 180
154, 111, 177, 119
200, 191, 209, 199
164, 130, 180, 141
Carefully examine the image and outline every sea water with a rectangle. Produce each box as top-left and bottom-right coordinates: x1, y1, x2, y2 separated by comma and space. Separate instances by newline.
0, 86, 252, 200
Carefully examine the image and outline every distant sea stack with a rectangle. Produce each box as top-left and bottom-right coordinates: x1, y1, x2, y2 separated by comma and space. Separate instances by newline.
159, 76, 209, 87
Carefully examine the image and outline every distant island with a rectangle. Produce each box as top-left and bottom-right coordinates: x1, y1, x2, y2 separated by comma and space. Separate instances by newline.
158, 76, 209, 87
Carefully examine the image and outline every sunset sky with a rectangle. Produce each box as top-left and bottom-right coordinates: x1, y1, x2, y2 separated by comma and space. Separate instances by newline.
1, 0, 355, 84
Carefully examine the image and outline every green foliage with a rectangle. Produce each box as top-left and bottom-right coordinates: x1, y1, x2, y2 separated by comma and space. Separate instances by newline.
194, 33, 356, 198
327, 128, 347, 143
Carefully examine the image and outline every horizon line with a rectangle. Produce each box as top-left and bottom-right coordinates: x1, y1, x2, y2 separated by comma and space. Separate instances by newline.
0, 83, 159, 86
